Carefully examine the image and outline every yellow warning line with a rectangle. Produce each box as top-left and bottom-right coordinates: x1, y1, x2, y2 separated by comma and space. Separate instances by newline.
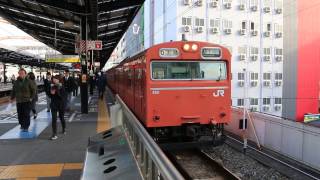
97, 95, 111, 133
0, 163, 83, 179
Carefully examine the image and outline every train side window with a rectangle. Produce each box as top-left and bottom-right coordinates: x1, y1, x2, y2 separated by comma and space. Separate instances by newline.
137, 69, 142, 79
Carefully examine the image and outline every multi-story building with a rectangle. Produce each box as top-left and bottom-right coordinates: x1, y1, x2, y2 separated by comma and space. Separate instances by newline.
106, 0, 283, 116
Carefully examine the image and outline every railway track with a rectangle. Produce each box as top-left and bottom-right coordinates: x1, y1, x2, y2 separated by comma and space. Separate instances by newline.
166, 148, 240, 180
221, 134, 320, 180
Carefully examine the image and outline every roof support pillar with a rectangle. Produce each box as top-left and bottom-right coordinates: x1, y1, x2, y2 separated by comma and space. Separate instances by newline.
80, 15, 89, 114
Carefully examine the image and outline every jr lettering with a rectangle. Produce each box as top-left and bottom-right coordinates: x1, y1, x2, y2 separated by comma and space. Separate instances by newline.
213, 90, 225, 97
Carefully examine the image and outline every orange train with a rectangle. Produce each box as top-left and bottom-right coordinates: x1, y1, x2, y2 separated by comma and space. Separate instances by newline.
107, 41, 231, 143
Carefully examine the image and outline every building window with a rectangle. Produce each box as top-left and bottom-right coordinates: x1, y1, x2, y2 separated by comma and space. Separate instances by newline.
250, 98, 259, 106
239, 0, 246, 10
275, 0, 282, 11
263, 98, 271, 105
222, 19, 232, 29
250, 22, 255, 30
250, 72, 258, 87
250, 47, 259, 61
266, 23, 272, 31
250, 72, 258, 80
250, 0, 258, 11
263, 72, 271, 86
241, 21, 247, 30
263, 48, 271, 55
275, 73, 283, 80
238, 72, 245, 80
195, 18, 205, 27
274, 23, 283, 37
263, 72, 271, 80
275, 97, 282, 105
250, 47, 259, 55
275, 48, 283, 56
210, 18, 220, 28
182, 17, 192, 26
237, 98, 244, 106
275, 73, 283, 86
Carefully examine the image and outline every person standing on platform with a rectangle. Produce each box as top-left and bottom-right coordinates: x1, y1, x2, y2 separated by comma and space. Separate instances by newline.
28, 72, 38, 119
44, 72, 52, 112
11, 74, 16, 84
63, 69, 76, 111
49, 75, 66, 140
10, 68, 36, 131
72, 73, 79, 96
89, 70, 95, 95
96, 71, 106, 100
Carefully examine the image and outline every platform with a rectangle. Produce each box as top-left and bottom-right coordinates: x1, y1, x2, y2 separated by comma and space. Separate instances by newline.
0, 90, 110, 180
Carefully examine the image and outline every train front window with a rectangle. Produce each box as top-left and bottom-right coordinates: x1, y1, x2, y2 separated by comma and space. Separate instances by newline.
151, 61, 227, 80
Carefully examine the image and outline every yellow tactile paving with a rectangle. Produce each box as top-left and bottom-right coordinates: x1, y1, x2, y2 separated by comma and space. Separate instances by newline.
0, 164, 63, 179
63, 163, 83, 170
97, 95, 111, 133
0, 166, 6, 174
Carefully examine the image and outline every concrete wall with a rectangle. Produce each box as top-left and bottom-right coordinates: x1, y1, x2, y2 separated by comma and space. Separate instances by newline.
227, 108, 320, 170
282, 0, 298, 120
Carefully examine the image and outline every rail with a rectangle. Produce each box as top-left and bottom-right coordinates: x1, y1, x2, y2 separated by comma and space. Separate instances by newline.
116, 95, 184, 180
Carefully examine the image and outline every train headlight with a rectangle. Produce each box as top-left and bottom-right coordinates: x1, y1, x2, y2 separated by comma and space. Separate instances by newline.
183, 44, 190, 51
191, 44, 198, 51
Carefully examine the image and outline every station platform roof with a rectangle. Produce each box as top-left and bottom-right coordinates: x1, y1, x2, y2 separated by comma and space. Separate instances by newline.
0, 0, 144, 67
0, 46, 67, 69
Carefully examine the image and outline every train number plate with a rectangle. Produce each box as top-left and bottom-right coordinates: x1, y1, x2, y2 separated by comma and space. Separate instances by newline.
152, 90, 160, 95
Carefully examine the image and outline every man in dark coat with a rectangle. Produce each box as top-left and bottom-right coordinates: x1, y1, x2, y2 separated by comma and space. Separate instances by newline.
43, 72, 52, 112
10, 68, 36, 131
96, 71, 106, 100
63, 69, 76, 111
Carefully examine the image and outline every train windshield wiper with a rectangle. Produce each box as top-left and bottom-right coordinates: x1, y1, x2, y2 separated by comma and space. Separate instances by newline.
216, 64, 222, 81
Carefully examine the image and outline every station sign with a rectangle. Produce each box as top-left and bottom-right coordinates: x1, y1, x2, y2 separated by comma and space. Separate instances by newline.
45, 55, 80, 63
75, 40, 103, 53
94, 62, 100, 67
87, 40, 103, 50
304, 114, 320, 123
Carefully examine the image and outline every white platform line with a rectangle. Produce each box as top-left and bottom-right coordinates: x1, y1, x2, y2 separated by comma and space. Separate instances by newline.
68, 112, 76, 122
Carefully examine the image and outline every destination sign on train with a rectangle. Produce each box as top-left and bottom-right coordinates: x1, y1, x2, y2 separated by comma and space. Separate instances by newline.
159, 48, 179, 58
201, 48, 221, 58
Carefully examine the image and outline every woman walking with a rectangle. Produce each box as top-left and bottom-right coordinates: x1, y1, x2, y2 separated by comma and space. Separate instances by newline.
49, 75, 66, 140
28, 72, 38, 119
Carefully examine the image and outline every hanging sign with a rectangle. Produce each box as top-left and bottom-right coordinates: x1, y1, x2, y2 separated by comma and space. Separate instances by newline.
45, 55, 80, 63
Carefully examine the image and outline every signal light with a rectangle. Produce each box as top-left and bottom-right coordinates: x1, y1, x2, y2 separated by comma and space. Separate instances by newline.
183, 44, 190, 51
183, 43, 198, 52
191, 44, 198, 51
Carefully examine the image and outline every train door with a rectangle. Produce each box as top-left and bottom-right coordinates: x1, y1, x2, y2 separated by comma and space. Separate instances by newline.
141, 64, 146, 121
134, 67, 142, 119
